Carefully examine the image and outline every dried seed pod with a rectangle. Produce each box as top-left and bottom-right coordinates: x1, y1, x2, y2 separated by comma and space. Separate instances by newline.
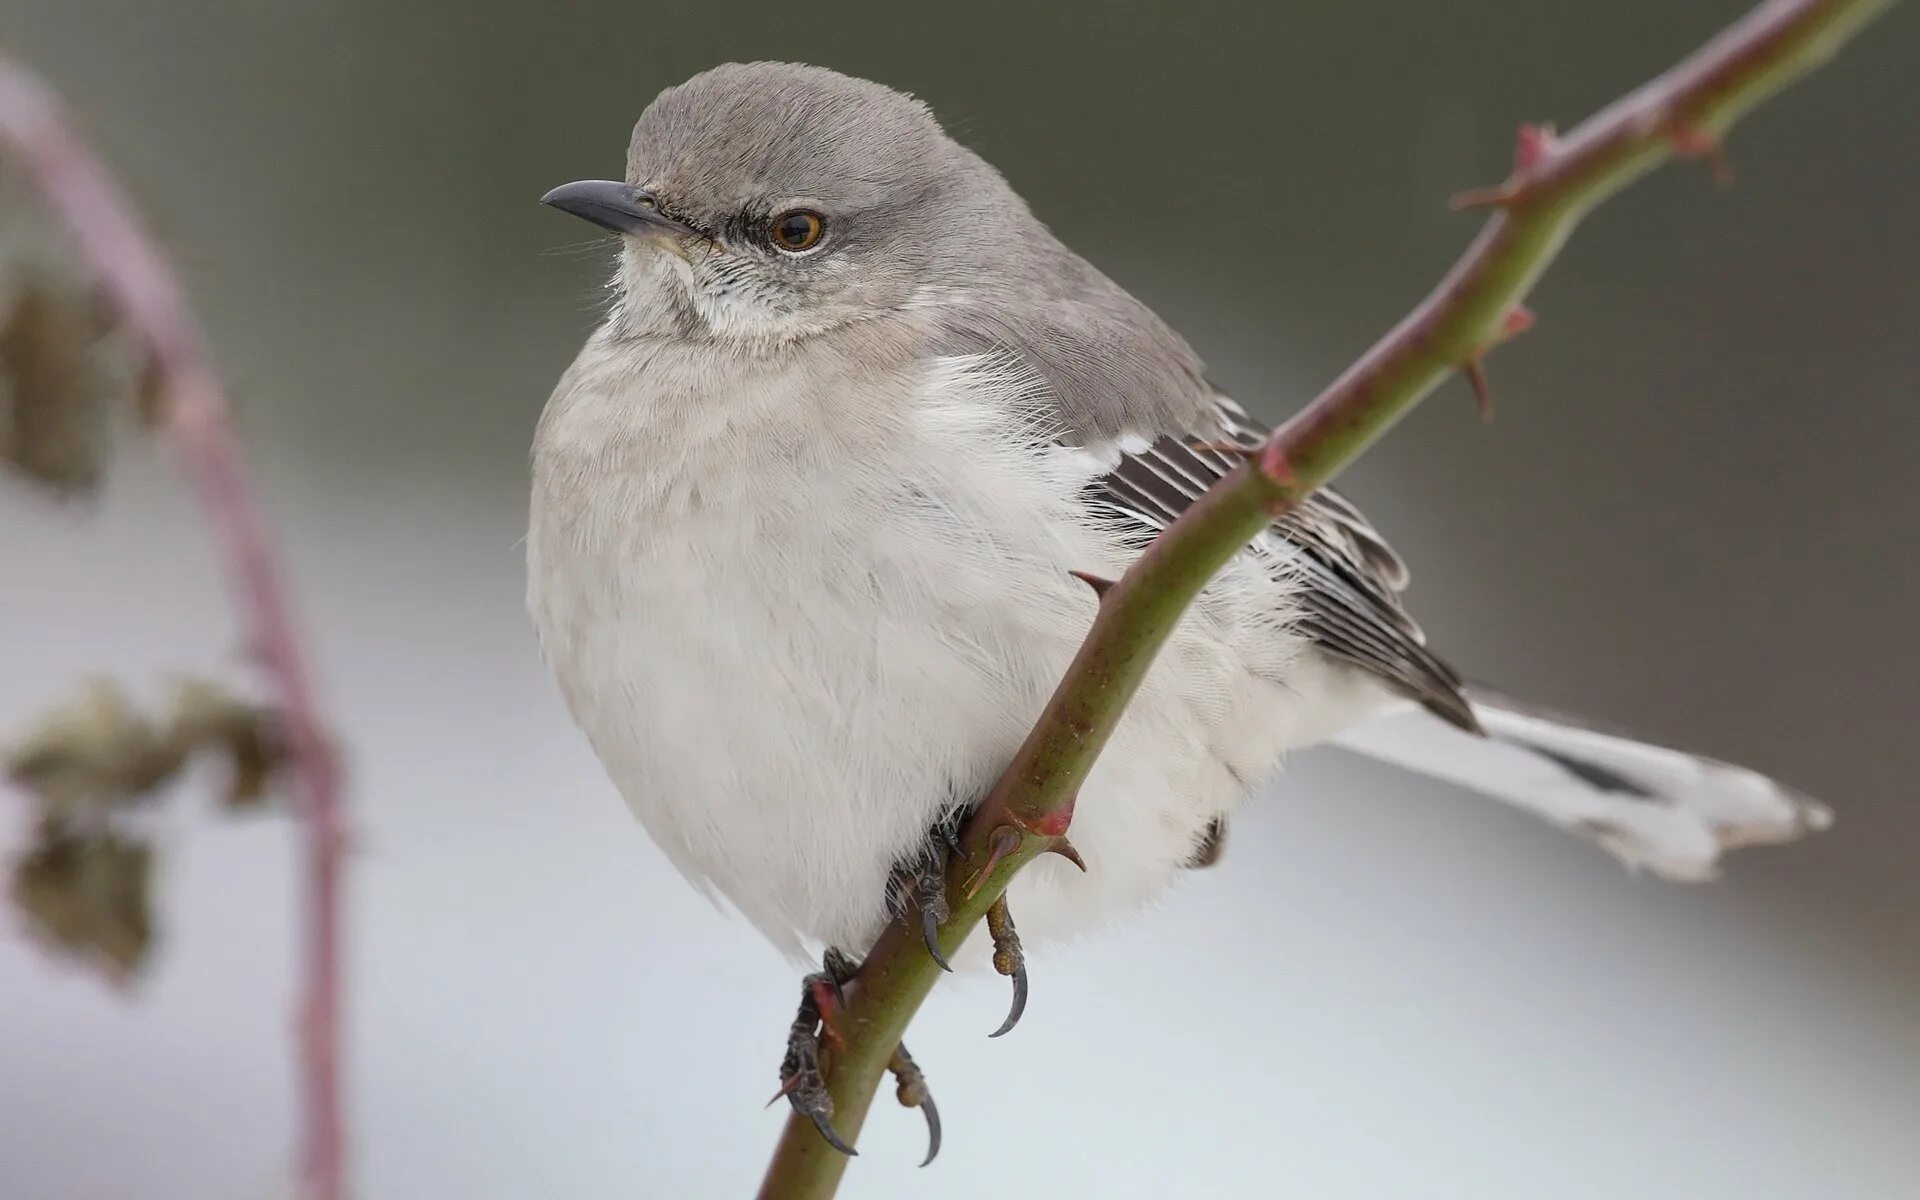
0, 280, 107, 494
4, 679, 179, 821
10, 823, 154, 981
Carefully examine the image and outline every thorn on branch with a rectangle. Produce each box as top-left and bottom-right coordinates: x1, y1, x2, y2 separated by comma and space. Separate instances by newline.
1500, 304, 1537, 341
962, 825, 1023, 899
1257, 439, 1298, 488
1449, 182, 1517, 212
1669, 122, 1735, 188
1067, 569, 1115, 598
1452, 121, 1563, 211
1458, 304, 1536, 422
1044, 836, 1087, 873
1514, 121, 1558, 170
1462, 358, 1495, 422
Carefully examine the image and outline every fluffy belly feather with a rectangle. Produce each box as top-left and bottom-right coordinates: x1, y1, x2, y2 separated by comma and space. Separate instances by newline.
528, 342, 1318, 958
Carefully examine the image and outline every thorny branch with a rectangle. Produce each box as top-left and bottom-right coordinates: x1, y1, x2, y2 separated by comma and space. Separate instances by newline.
757, 1, 1899, 1196
0, 57, 350, 1200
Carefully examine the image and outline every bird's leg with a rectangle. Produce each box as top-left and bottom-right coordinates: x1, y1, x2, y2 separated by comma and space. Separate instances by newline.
984, 893, 1028, 1038
773, 949, 863, 1157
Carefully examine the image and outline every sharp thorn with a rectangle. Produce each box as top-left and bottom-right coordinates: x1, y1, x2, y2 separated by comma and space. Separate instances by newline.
1670, 123, 1734, 188
1045, 836, 1087, 872
1257, 440, 1298, 487
989, 959, 1029, 1039
963, 824, 1024, 898
1513, 121, 1557, 171
1449, 183, 1517, 211
1499, 304, 1537, 340
766, 1076, 801, 1107
1068, 569, 1115, 598
1462, 357, 1494, 422
807, 1110, 859, 1157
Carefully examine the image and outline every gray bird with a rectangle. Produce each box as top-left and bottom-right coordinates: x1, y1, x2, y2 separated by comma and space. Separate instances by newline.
529, 61, 1829, 1158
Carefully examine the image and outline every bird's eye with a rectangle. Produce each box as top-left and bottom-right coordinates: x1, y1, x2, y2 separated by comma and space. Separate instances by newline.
770, 209, 825, 253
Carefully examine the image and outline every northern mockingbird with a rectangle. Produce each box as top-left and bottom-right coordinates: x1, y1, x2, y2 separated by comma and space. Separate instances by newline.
529, 61, 1829, 1157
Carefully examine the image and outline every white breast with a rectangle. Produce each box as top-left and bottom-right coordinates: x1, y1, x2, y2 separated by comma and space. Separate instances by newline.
527, 327, 1341, 958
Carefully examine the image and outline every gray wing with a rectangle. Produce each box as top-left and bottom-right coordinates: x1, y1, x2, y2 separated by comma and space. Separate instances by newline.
927, 217, 1474, 731
1094, 393, 1478, 732
925, 225, 1825, 875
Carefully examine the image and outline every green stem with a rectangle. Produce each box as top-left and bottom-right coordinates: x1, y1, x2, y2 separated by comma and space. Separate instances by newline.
758, 2, 1897, 1195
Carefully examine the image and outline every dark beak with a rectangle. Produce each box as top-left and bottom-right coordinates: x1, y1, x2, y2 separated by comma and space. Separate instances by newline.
539, 180, 698, 238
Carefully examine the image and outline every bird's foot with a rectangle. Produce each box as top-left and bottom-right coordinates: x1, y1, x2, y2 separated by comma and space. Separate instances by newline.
892, 811, 1032, 1037
775, 948, 942, 1164
773, 948, 861, 1156
890, 813, 963, 972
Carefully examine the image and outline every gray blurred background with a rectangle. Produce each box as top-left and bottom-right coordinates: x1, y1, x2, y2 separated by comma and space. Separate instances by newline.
3, 1, 1915, 1197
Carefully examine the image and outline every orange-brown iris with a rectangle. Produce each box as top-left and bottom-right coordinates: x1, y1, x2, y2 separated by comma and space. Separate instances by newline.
770, 209, 825, 252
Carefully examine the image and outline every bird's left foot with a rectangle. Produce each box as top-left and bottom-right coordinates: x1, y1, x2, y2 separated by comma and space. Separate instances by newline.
773, 948, 861, 1156
774, 948, 943, 1163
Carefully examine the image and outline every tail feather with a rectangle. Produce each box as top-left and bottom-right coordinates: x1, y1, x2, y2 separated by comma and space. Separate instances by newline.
1331, 690, 1832, 880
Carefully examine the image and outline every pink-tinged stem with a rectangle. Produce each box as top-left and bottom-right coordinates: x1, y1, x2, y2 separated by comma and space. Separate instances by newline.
0, 58, 349, 1200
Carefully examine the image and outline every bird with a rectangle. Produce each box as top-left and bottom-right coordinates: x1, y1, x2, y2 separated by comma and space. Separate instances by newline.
528, 61, 1830, 1159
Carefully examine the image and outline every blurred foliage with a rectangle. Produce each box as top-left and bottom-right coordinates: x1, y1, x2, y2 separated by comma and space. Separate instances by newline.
5, 677, 289, 980
0, 169, 140, 495
0, 279, 108, 493
2, 142, 295, 981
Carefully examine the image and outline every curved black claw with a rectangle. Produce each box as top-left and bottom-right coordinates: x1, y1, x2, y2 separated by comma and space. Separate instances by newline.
911, 861, 953, 972
920, 902, 952, 972
806, 1108, 859, 1158
780, 1037, 858, 1157
988, 959, 1028, 1039
889, 1042, 941, 1167
915, 1095, 942, 1167
985, 894, 1028, 1038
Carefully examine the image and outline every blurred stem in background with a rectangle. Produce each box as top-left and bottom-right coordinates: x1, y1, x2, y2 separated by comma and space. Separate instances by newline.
755, 1, 1900, 1196
0, 57, 349, 1200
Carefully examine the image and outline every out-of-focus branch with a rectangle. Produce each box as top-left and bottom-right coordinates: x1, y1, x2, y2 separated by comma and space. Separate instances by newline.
757, 0, 1898, 1195
0, 58, 349, 1200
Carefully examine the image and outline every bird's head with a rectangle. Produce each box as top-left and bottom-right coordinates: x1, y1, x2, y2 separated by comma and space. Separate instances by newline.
543, 62, 1002, 345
